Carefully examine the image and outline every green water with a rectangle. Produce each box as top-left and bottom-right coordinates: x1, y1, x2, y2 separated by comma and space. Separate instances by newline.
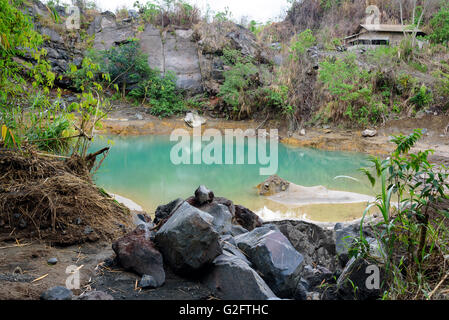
90, 135, 375, 222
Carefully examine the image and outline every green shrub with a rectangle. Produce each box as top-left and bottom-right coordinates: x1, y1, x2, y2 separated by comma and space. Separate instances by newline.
219, 62, 258, 110
428, 8, 449, 45
289, 29, 316, 60
356, 130, 449, 299
410, 84, 433, 109
133, 0, 200, 28
129, 71, 186, 117
102, 40, 151, 94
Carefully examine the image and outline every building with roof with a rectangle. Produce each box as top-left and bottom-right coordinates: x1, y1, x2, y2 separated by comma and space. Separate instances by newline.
344, 24, 427, 50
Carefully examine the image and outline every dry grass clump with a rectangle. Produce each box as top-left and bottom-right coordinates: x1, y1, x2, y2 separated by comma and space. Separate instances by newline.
0, 148, 134, 245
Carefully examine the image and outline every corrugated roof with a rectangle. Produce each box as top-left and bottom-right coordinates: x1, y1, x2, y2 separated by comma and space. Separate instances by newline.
359, 24, 423, 33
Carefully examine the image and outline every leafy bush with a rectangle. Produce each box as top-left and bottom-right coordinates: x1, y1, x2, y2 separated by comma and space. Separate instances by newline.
129, 71, 187, 117
262, 86, 294, 115
219, 61, 258, 110
410, 84, 433, 109
102, 40, 151, 94
428, 8, 449, 45
289, 29, 316, 60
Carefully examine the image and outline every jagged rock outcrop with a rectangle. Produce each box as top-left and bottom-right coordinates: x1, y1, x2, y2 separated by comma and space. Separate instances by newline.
25, 1, 272, 96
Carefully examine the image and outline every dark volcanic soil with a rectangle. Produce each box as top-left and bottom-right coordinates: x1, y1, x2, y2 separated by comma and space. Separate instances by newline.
0, 240, 213, 300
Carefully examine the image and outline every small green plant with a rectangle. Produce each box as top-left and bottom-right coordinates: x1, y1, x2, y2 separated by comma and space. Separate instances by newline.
410, 84, 433, 109
355, 129, 449, 299
289, 29, 316, 60
129, 71, 186, 117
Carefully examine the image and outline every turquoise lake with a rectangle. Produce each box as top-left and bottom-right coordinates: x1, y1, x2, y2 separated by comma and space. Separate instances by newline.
90, 135, 375, 222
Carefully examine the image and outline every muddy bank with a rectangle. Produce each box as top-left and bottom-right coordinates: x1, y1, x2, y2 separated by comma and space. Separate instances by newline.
98, 105, 449, 165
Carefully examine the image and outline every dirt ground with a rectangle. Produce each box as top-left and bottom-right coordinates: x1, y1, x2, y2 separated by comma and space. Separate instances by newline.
0, 239, 213, 300
0, 241, 111, 299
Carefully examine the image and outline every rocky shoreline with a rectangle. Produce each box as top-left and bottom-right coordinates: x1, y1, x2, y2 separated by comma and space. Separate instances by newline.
31, 185, 384, 301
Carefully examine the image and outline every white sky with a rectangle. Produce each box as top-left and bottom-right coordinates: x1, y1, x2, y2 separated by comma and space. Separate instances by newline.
53, 0, 292, 23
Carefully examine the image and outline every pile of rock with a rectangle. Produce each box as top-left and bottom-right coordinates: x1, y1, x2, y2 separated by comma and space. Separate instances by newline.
109, 185, 309, 300
40, 186, 385, 300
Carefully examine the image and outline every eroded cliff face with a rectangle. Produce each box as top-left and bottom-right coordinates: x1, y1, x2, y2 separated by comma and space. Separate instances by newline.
26, 0, 273, 96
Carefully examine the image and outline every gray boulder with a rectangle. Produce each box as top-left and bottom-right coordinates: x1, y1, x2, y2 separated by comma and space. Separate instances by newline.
184, 112, 206, 128
155, 202, 222, 275
206, 203, 233, 235
138, 24, 164, 73
271, 220, 337, 271
362, 129, 377, 137
221, 238, 251, 266
41, 27, 63, 44
230, 225, 248, 236
40, 286, 73, 300
234, 226, 304, 298
112, 225, 165, 287
164, 29, 203, 93
335, 222, 360, 266
202, 251, 277, 300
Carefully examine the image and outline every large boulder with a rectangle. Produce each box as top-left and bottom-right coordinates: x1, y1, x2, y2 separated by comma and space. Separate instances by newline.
137, 24, 164, 73
184, 112, 206, 128
92, 24, 135, 51
234, 226, 304, 298
271, 220, 337, 271
154, 202, 222, 275
234, 205, 263, 231
202, 251, 277, 300
112, 225, 165, 287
